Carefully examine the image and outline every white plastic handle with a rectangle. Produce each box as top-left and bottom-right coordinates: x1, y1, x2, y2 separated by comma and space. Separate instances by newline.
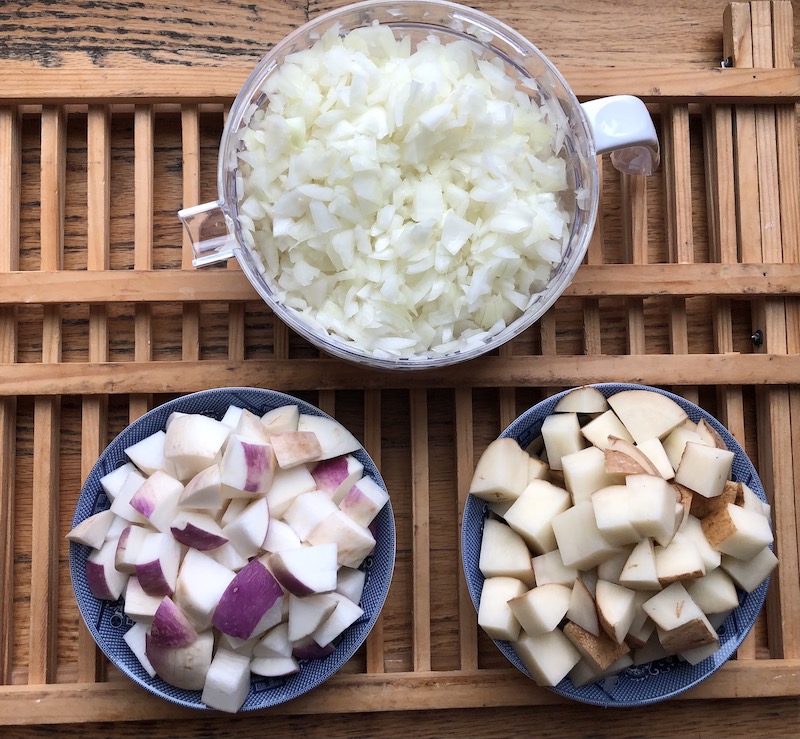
580, 95, 660, 176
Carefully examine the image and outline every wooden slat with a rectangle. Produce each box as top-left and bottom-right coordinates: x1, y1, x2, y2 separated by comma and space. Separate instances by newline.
29, 106, 65, 685
582, 155, 604, 355
0, 65, 797, 104
0, 105, 20, 684
130, 104, 155, 422
363, 389, 385, 674
0, 354, 797, 396
454, 387, 478, 670
77, 105, 110, 682
621, 170, 647, 354
410, 389, 431, 672
0, 263, 797, 305
1, 659, 800, 725
180, 105, 200, 362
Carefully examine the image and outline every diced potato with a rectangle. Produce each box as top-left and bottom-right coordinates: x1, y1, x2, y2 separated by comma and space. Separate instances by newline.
625, 592, 655, 648
596, 546, 634, 584
618, 538, 661, 591
642, 582, 718, 654
636, 437, 674, 480
504, 480, 571, 554
606, 390, 688, 444
541, 413, 587, 471
720, 547, 778, 592
695, 419, 727, 450
563, 620, 630, 671
701, 503, 774, 559
674, 443, 735, 499
654, 532, 705, 585
469, 438, 530, 503
569, 653, 633, 687
532, 550, 578, 587
478, 518, 535, 587
678, 515, 721, 572
508, 583, 572, 636
561, 446, 622, 505
527, 456, 549, 483
604, 435, 661, 477
477, 577, 527, 641
591, 485, 640, 546
552, 501, 620, 570
514, 629, 581, 687
662, 426, 706, 471
580, 410, 634, 450
596, 580, 637, 644
689, 480, 739, 519
685, 568, 740, 614
553, 386, 609, 415
566, 577, 600, 636
625, 474, 680, 547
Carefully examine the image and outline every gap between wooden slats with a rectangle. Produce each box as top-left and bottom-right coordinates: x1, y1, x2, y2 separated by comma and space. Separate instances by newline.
363, 389, 385, 673
77, 105, 110, 682
29, 106, 65, 685
583, 155, 605, 356
454, 387, 477, 670
410, 389, 431, 671
0, 106, 20, 684
130, 104, 155, 422
181, 105, 201, 362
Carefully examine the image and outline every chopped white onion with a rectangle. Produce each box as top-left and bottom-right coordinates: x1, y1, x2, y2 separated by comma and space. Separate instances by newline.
236, 22, 572, 359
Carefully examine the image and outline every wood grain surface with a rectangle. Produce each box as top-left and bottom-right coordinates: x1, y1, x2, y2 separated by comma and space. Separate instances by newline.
0, 0, 799, 737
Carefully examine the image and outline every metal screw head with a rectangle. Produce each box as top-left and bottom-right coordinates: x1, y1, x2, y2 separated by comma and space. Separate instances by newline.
751, 329, 764, 347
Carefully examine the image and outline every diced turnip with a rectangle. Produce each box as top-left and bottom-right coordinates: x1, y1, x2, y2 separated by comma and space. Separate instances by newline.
590, 485, 640, 546
125, 430, 177, 477
100, 462, 137, 502
149, 595, 198, 648
163, 413, 231, 480
265, 464, 317, 518
515, 629, 581, 686
478, 518, 535, 587
174, 548, 236, 629
297, 413, 361, 461
115, 524, 150, 574
469, 437, 530, 503
662, 426, 706, 471
338, 476, 389, 527
596, 580, 637, 644
654, 532, 705, 585
625, 474, 679, 547
503, 479, 571, 554
701, 503, 773, 559
508, 583, 571, 636
311, 454, 364, 504
553, 386, 609, 414
604, 436, 661, 477
563, 620, 630, 671
607, 390, 688, 444
552, 501, 619, 570
721, 547, 778, 592
253, 622, 292, 658
208, 541, 249, 572
637, 437, 675, 480
532, 550, 577, 587
283, 491, 339, 541
234, 408, 272, 444
170, 511, 227, 551
262, 519, 302, 553
581, 410, 634, 449
222, 496, 269, 559
618, 538, 660, 591
541, 412, 586, 471
336, 566, 366, 604
685, 568, 739, 614
250, 655, 300, 677
124, 576, 163, 623
179, 464, 223, 512
477, 576, 526, 641
219, 498, 247, 527
86, 538, 129, 601
270, 431, 323, 469
105, 512, 129, 541
292, 636, 334, 660
566, 578, 600, 637
66, 509, 116, 549
212, 559, 284, 640
268, 542, 338, 596
123, 621, 157, 677
134, 531, 182, 597
165, 411, 188, 430
129, 470, 184, 532
561, 446, 621, 505
262, 404, 300, 434
307, 510, 376, 568
596, 546, 634, 584
312, 592, 364, 646
109, 469, 149, 525
218, 632, 261, 658
146, 629, 213, 691
220, 404, 245, 429
220, 434, 276, 497
674, 443, 735, 499
201, 648, 251, 713
287, 593, 338, 641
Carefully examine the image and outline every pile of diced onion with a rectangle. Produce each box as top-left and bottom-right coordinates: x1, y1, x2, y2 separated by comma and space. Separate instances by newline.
235, 22, 572, 359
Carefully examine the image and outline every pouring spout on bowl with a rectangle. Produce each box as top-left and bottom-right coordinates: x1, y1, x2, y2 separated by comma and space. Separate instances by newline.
178, 200, 237, 267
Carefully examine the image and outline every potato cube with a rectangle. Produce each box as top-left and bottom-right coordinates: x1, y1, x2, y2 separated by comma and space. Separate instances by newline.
626, 474, 680, 546
508, 583, 572, 636
591, 485, 640, 546
596, 580, 637, 644
685, 568, 740, 614
541, 413, 586, 471
721, 547, 778, 593
662, 426, 705, 471
674, 442, 735, 498
504, 480, 571, 554
636, 437, 674, 480
566, 577, 600, 637
618, 538, 661, 591
654, 532, 705, 585
478, 518, 535, 587
552, 501, 619, 570
532, 550, 578, 587
701, 503, 774, 559
561, 446, 622, 504
470, 438, 530, 503
563, 620, 630, 671
514, 629, 581, 687
580, 410, 634, 449
478, 577, 527, 641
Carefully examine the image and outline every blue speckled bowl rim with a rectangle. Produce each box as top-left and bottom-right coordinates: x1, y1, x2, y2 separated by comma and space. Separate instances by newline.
461, 383, 771, 707
70, 387, 396, 711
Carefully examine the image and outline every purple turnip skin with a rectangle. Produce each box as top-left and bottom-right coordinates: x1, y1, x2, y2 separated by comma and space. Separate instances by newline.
311, 455, 363, 502
212, 559, 284, 639
242, 442, 272, 493
291, 636, 334, 660
149, 596, 199, 648
136, 559, 175, 597
171, 521, 228, 551
145, 630, 213, 691
85, 560, 116, 601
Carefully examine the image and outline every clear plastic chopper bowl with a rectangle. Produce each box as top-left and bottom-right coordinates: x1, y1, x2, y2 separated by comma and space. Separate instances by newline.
179, 0, 660, 370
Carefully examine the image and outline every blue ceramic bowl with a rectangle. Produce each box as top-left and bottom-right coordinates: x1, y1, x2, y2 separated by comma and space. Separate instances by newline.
70, 387, 395, 710
462, 383, 770, 707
